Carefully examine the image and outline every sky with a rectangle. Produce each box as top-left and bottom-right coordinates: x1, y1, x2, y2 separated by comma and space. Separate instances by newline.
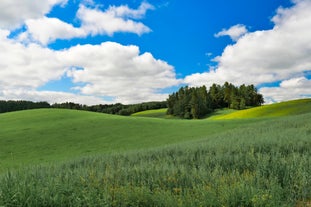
0, 0, 310, 105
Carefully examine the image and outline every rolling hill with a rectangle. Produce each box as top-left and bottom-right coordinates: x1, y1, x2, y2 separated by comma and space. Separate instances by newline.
0, 108, 249, 171
131, 98, 311, 120
0, 100, 310, 206
211, 98, 311, 119
1, 99, 311, 171
131, 108, 169, 118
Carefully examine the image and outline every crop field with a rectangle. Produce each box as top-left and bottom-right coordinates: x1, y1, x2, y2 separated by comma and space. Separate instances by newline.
0, 99, 311, 206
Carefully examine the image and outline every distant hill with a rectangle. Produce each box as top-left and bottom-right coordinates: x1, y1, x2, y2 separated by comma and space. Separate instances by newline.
211, 99, 311, 119
132, 99, 311, 120
131, 108, 168, 118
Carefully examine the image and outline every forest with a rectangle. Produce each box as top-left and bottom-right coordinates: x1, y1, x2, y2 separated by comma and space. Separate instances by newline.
0, 100, 167, 115
167, 82, 264, 119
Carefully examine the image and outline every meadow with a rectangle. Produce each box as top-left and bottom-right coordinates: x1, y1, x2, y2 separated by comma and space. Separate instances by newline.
0, 99, 311, 206
0, 108, 253, 171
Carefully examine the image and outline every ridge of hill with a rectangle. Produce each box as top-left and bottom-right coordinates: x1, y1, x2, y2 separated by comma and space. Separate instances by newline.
131, 108, 169, 118
209, 98, 311, 119
131, 99, 311, 119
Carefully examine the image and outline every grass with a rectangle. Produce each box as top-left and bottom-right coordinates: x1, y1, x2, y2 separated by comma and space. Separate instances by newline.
1, 99, 311, 206
131, 108, 169, 118
212, 98, 311, 119
0, 108, 254, 172
0, 112, 310, 206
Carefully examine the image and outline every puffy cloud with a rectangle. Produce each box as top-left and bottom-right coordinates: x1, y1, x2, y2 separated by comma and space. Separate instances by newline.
77, 3, 152, 37
0, 31, 179, 104
0, 90, 107, 105
20, 17, 86, 45
18, 2, 153, 45
260, 77, 311, 103
185, 0, 311, 102
0, 30, 66, 90
65, 42, 181, 104
107, 2, 154, 19
0, 0, 67, 29
214, 24, 248, 41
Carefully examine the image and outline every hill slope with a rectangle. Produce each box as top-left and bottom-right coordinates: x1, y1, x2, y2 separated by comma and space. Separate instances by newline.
0, 108, 249, 171
1, 109, 311, 206
211, 98, 311, 119
131, 108, 168, 118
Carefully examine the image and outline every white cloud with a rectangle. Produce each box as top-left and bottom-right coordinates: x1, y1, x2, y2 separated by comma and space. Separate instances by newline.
21, 17, 86, 45
108, 2, 154, 19
17, 2, 153, 45
65, 42, 181, 104
0, 30, 66, 90
0, 31, 180, 104
260, 77, 311, 103
215, 24, 248, 41
0, 89, 107, 105
185, 0, 311, 102
0, 0, 67, 29
77, 3, 152, 37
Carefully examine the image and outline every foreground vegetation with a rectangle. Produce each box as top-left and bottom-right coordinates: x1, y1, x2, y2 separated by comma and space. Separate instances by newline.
1, 99, 310, 206
1, 112, 310, 206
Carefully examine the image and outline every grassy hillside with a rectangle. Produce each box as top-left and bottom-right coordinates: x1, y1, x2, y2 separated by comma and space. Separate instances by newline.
1, 111, 310, 206
211, 98, 311, 119
0, 108, 252, 171
131, 108, 168, 118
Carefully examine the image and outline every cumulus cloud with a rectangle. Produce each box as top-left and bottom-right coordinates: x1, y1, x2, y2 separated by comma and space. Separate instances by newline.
65, 42, 180, 104
0, 89, 107, 105
0, 30, 66, 90
77, 3, 152, 37
18, 2, 153, 45
260, 77, 311, 103
185, 0, 311, 102
107, 2, 154, 19
215, 24, 248, 41
0, 31, 179, 104
20, 17, 86, 45
0, 0, 67, 29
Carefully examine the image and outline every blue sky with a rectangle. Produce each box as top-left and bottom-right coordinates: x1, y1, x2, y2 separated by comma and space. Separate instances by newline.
0, 0, 310, 104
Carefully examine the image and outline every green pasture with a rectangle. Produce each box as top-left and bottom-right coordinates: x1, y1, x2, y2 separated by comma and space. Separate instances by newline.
0, 108, 252, 171
0, 99, 311, 206
212, 98, 311, 119
1, 111, 310, 206
131, 108, 169, 118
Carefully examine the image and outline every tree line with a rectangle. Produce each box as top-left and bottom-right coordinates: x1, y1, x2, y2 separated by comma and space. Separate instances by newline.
167, 82, 264, 119
0, 82, 263, 118
52, 101, 167, 115
0, 100, 50, 113
0, 100, 167, 115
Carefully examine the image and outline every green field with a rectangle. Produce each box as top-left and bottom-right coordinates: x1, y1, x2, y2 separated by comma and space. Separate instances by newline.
131, 108, 169, 118
212, 99, 311, 119
0, 108, 251, 171
1, 99, 311, 206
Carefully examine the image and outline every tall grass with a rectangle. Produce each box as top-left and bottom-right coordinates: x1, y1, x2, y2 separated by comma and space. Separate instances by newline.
1, 113, 310, 206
